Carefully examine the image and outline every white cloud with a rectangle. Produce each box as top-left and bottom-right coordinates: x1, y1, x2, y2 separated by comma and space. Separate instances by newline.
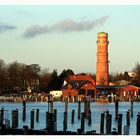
23, 16, 109, 38
0, 23, 16, 33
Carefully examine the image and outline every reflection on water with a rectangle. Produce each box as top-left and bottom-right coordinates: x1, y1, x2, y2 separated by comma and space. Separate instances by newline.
0, 101, 139, 135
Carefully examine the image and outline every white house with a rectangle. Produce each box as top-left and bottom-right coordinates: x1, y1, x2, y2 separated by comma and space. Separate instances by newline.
50, 90, 62, 98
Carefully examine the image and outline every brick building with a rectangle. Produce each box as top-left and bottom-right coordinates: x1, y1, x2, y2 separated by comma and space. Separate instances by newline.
61, 74, 96, 101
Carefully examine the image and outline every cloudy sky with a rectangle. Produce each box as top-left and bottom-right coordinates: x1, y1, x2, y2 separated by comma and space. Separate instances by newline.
0, 5, 140, 74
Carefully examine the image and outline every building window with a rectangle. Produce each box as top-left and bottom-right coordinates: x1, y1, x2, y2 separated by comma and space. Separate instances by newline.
79, 89, 85, 95
87, 90, 94, 97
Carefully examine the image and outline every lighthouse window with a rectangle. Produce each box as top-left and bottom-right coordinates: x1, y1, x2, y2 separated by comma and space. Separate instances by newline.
99, 46, 102, 53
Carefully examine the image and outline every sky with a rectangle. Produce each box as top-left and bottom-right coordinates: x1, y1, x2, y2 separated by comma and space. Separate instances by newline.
0, 5, 140, 74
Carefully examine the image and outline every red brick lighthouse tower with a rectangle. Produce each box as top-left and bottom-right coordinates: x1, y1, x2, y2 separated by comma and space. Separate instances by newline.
96, 32, 109, 86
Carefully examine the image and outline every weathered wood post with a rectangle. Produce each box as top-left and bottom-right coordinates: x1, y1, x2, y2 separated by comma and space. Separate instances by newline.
54, 109, 57, 122
12, 110, 18, 128
87, 101, 90, 112
78, 101, 81, 119
124, 125, 129, 135
130, 99, 133, 117
136, 113, 140, 135
46, 111, 49, 129
45, 112, 55, 133
106, 109, 109, 115
84, 100, 88, 116
71, 110, 75, 124
23, 125, 28, 135
126, 111, 130, 126
36, 108, 39, 122
100, 112, 105, 134
115, 100, 119, 120
22, 100, 26, 121
87, 110, 91, 125
108, 95, 112, 103
48, 113, 55, 133
81, 112, 85, 133
118, 114, 123, 135
106, 114, 112, 134
113, 95, 116, 102
30, 110, 34, 129
53, 109, 57, 131
0, 107, 4, 126
63, 112, 67, 132
50, 101, 53, 113
65, 99, 68, 113
46, 112, 56, 133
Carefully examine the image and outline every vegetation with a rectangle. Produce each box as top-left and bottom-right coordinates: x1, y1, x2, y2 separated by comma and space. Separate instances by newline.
0, 59, 75, 94
0, 58, 140, 95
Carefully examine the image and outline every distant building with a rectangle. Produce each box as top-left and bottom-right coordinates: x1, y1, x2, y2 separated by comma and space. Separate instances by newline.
50, 90, 62, 98
96, 85, 140, 98
115, 80, 130, 86
61, 74, 96, 99
128, 72, 136, 78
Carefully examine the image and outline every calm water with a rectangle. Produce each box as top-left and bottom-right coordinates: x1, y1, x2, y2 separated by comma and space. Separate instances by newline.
0, 101, 140, 135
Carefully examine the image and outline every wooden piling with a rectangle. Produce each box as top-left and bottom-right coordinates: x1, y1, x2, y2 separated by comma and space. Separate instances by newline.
78, 101, 81, 119
0, 108, 4, 126
71, 110, 75, 124
115, 100, 119, 120
12, 110, 18, 128
113, 95, 116, 102
65, 99, 68, 112
81, 112, 85, 133
108, 95, 112, 103
23, 125, 28, 135
48, 113, 55, 133
30, 110, 34, 129
46, 111, 49, 128
87, 101, 90, 111
106, 114, 112, 134
136, 113, 140, 135
54, 109, 57, 122
118, 114, 123, 135
46, 112, 55, 133
63, 112, 67, 132
84, 100, 88, 115
87, 110, 91, 125
130, 99, 133, 117
106, 109, 109, 115
124, 125, 129, 135
36, 109, 39, 122
50, 101, 53, 113
22, 100, 26, 121
100, 113, 105, 134
126, 111, 130, 126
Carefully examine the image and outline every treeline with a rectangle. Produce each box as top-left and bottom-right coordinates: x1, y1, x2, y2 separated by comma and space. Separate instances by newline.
109, 62, 140, 86
0, 58, 140, 94
0, 59, 74, 94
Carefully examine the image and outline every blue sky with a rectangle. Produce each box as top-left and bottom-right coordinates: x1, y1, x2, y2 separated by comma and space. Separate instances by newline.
0, 5, 140, 74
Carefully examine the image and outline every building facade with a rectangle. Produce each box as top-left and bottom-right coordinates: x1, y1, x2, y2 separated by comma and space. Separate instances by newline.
61, 74, 96, 101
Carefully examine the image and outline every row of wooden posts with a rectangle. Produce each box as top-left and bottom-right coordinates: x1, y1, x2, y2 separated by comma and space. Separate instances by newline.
0, 99, 140, 135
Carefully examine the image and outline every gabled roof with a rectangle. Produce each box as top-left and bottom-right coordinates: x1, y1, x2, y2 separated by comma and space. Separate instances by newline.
62, 74, 96, 90
96, 85, 140, 90
62, 80, 89, 90
66, 75, 95, 86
